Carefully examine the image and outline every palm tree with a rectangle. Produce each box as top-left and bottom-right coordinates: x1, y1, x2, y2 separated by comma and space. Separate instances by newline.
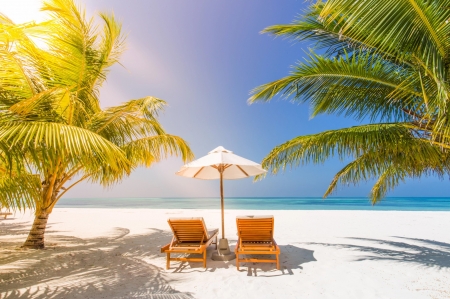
0, 0, 193, 249
250, 0, 450, 203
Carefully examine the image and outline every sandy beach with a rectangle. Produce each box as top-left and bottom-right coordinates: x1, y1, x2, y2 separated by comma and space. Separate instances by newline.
1, 208, 449, 299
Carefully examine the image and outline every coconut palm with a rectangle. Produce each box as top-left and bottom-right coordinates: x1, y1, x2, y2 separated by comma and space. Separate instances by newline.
250, 0, 450, 203
0, 0, 193, 249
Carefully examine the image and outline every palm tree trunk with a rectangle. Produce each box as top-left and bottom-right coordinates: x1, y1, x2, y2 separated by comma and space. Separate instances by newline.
22, 209, 49, 249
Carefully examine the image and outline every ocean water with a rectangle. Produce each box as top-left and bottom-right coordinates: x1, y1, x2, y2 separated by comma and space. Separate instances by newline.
55, 197, 450, 211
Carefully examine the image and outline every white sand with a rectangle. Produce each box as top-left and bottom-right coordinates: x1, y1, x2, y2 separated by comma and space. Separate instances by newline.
1, 208, 450, 299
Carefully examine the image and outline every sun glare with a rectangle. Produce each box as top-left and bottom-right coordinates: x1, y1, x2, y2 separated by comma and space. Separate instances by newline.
0, 0, 46, 24
1, 0, 49, 49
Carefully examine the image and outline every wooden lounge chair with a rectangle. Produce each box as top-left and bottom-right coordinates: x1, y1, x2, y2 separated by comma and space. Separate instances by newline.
0, 212, 12, 219
161, 217, 218, 269
235, 215, 280, 270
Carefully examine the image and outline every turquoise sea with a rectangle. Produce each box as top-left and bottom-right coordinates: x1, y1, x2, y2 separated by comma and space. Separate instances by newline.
56, 197, 450, 211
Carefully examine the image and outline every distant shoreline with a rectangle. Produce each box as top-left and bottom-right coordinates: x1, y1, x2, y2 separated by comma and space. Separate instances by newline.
55, 197, 450, 211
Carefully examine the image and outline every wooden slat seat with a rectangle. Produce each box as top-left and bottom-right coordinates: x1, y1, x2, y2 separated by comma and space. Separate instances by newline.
235, 215, 280, 270
161, 217, 218, 269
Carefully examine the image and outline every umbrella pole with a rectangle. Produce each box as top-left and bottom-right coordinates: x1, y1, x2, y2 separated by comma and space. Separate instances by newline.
220, 170, 225, 239
212, 162, 236, 261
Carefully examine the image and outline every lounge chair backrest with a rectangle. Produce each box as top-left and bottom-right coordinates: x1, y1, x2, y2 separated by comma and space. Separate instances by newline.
168, 217, 208, 243
236, 215, 274, 242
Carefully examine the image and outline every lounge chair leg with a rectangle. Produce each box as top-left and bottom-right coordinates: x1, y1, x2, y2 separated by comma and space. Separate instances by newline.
166, 252, 170, 270
215, 236, 218, 249
276, 254, 280, 270
236, 253, 239, 270
203, 250, 207, 268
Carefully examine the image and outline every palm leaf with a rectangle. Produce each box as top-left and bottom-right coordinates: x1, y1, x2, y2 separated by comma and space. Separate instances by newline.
324, 144, 447, 202
0, 121, 131, 173
123, 134, 194, 167
319, 0, 450, 79
89, 97, 168, 146
259, 123, 438, 175
0, 170, 40, 211
250, 51, 423, 122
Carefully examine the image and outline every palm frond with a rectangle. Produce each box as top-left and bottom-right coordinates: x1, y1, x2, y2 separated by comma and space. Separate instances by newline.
262, 3, 406, 61
93, 12, 125, 90
323, 142, 447, 202
260, 123, 433, 175
0, 171, 40, 211
250, 51, 422, 122
123, 134, 194, 167
320, 0, 450, 79
0, 121, 131, 173
370, 166, 407, 204
40, 0, 102, 117
89, 97, 168, 145
0, 16, 46, 99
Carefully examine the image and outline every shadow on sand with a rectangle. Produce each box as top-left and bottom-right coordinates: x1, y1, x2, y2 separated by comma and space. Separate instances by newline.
1, 221, 318, 298
168, 242, 316, 277
240, 244, 316, 277
308, 236, 450, 269
0, 222, 193, 299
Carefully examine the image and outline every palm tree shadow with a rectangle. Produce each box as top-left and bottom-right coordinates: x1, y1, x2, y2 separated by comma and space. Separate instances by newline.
1, 222, 33, 236
308, 236, 450, 268
0, 223, 194, 299
0, 222, 64, 248
0, 221, 62, 236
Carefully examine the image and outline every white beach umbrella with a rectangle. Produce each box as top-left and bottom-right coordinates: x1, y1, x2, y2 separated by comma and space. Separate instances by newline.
176, 146, 266, 260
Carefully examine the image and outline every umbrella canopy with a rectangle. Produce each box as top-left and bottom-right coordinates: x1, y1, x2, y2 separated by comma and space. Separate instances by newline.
176, 146, 266, 239
176, 146, 266, 180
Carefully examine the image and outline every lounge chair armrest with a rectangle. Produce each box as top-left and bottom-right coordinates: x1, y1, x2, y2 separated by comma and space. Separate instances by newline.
208, 229, 219, 239
208, 228, 219, 239
204, 230, 219, 248
160, 243, 170, 253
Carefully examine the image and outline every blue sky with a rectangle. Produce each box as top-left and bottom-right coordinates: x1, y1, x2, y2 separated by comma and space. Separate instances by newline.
3, 0, 449, 198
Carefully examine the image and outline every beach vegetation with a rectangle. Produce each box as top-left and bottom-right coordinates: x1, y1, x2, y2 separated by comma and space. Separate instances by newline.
0, 0, 193, 248
250, 0, 450, 203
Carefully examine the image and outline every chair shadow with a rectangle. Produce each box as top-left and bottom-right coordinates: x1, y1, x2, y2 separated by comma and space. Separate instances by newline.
168, 243, 316, 277
0, 223, 194, 299
168, 239, 233, 273
238, 244, 316, 277
307, 236, 450, 269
